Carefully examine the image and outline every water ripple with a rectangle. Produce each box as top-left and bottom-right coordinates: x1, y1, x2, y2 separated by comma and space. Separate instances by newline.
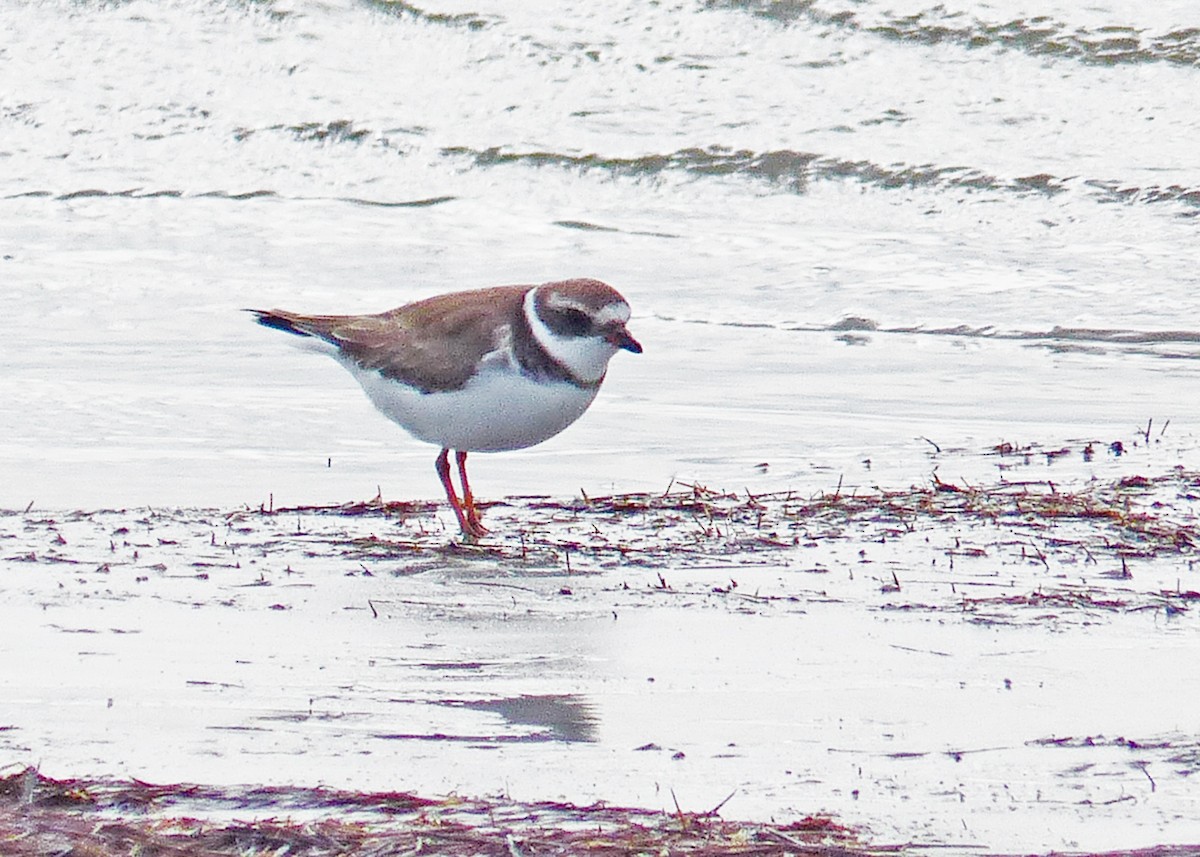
362, 0, 495, 30
665, 314, 1200, 360
444, 145, 1200, 213
713, 0, 1200, 67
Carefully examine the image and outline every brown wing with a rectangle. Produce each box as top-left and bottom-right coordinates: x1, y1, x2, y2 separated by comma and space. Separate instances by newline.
251, 285, 530, 393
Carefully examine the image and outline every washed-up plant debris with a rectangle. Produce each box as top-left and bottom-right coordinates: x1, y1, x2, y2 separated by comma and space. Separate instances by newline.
0, 766, 864, 856
4, 466, 1200, 625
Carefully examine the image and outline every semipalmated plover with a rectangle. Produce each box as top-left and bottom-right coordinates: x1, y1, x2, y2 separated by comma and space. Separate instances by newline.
249, 278, 642, 538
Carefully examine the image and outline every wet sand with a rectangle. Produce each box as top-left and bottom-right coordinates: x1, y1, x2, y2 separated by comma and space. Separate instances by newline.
4, 441, 1200, 854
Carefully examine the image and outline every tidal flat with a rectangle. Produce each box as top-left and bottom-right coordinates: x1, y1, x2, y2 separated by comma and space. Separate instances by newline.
4, 440, 1200, 854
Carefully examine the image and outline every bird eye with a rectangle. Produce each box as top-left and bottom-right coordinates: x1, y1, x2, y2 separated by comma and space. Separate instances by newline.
557, 308, 592, 336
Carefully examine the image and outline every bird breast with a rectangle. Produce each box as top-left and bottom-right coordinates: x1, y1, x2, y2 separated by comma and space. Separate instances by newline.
346, 359, 602, 452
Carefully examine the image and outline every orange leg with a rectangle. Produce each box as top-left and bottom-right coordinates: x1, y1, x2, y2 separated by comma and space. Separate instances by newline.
455, 450, 489, 536
453, 446, 487, 532
436, 448, 487, 538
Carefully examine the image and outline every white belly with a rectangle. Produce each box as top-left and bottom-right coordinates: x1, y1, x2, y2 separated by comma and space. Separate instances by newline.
346, 362, 601, 452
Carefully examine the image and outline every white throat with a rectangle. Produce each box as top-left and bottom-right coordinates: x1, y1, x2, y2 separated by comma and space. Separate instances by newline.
523, 288, 619, 385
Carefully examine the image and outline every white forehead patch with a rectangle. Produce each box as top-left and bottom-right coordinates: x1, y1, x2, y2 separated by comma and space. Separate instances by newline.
595, 301, 631, 325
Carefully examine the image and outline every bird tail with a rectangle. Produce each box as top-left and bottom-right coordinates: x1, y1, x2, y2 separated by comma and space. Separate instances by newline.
246, 308, 316, 338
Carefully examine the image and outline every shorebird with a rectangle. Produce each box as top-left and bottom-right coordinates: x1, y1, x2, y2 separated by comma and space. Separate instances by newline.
249, 278, 641, 538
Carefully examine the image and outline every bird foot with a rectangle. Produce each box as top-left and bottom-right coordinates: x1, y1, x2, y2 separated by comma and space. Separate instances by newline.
459, 512, 490, 540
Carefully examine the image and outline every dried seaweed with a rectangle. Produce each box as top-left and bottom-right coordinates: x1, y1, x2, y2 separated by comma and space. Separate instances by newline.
0, 767, 865, 856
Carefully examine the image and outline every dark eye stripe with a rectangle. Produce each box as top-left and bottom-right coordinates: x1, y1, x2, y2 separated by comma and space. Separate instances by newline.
548, 307, 592, 337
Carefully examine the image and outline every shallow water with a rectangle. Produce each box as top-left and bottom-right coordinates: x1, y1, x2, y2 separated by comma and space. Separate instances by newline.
3, 0, 1200, 851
